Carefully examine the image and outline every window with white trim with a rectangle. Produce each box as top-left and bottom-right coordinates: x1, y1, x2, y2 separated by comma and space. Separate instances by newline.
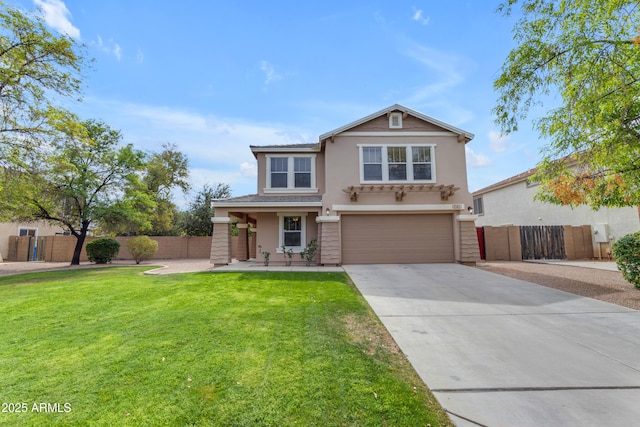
389, 112, 403, 128
19, 228, 36, 237
473, 197, 484, 215
270, 157, 288, 188
362, 147, 382, 181
278, 213, 306, 251
359, 145, 435, 183
267, 155, 316, 191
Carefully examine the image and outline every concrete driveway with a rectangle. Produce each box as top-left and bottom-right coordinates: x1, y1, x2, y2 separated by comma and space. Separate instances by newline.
344, 263, 640, 427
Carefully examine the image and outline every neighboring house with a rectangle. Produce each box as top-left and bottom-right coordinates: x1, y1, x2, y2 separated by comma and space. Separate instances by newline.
0, 220, 66, 261
473, 168, 640, 257
211, 104, 480, 265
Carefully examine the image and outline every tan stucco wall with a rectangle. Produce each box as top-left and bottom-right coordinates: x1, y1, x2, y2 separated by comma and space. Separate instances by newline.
321, 134, 473, 211
254, 211, 319, 265
255, 151, 325, 196
1, 221, 66, 260
475, 181, 640, 256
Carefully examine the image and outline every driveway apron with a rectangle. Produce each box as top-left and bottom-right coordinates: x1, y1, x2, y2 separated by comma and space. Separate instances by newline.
344, 263, 640, 427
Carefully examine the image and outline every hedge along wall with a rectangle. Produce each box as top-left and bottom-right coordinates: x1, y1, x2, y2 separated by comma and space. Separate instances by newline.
6, 235, 212, 262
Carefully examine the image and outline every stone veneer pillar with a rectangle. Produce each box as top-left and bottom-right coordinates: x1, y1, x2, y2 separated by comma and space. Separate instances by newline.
210, 217, 232, 265
457, 215, 481, 265
316, 215, 341, 266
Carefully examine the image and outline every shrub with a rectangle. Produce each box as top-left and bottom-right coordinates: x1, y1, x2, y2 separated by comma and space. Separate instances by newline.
612, 232, 640, 288
258, 245, 270, 266
86, 238, 120, 264
300, 238, 318, 266
127, 236, 159, 264
281, 244, 294, 266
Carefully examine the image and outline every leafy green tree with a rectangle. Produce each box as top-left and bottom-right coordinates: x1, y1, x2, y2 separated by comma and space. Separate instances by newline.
4, 118, 146, 265
178, 183, 231, 236
494, 0, 640, 208
0, 2, 87, 156
98, 143, 190, 236
143, 143, 190, 235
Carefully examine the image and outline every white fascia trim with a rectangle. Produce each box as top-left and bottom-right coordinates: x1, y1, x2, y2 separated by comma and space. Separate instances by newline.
212, 201, 323, 208
343, 132, 456, 137
263, 188, 319, 194
251, 146, 320, 153
211, 217, 233, 223
333, 204, 464, 212
316, 215, 340, 223
318, 104, 474, 141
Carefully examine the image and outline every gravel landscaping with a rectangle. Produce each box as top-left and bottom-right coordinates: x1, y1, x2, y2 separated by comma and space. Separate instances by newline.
477, 261, 640, 310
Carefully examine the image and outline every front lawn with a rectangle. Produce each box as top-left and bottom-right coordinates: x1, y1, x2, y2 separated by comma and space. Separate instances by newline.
0, 268, 450, 426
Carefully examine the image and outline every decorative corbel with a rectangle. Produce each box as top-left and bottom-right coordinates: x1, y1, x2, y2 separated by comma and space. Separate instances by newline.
395, 191, 406, 202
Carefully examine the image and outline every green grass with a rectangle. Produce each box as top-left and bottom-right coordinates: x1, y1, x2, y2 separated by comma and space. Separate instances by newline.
0, 268, 451, 426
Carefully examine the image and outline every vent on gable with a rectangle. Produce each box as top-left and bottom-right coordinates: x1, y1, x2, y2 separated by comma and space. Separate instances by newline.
389, 112, 403, 129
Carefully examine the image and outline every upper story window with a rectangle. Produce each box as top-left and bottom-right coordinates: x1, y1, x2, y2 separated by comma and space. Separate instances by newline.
359, 144, 435, 183
389, 112, 403, 129
473, 197, 484, 215
266, 155, 316, 191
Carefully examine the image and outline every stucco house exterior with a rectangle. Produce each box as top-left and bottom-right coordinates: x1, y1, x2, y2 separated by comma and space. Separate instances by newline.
473, 168, 640, 257
211, 104, 480, 265
0, 220, 66, 261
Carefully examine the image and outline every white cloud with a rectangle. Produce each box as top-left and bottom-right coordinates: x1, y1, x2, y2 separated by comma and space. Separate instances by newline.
34, 0, 80, 39
136, 49, 144, 64
77, 98, 313, 196
92, 35, 122, 61
488, 130, 510, 153
240, 161, 257, 178
113, 43, 122, 61
412, 8, 430, 26
402, 42, 465, 104
466, 146, 492, 167
260, 60, 283, 87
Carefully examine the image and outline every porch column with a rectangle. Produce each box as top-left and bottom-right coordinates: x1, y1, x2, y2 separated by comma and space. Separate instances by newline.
316, 215, 341, 266
236, 223, 249, 261
456, 214, 481, 265
210, 217, 232, 266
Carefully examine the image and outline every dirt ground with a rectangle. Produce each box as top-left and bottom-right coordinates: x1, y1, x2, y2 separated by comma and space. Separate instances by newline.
477, 261, 640, 310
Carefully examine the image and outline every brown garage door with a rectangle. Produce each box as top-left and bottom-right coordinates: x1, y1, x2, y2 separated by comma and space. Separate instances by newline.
341, 214, 454, 264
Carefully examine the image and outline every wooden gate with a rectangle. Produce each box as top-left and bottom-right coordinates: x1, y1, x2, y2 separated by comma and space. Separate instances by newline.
520, 225, 566, 260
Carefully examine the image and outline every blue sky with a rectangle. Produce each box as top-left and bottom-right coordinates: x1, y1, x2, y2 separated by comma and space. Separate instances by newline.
10, 0, 547, 204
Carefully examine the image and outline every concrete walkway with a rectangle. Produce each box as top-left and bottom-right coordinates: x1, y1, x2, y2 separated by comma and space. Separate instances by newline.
344, 263, 640, 427
0, 259, 344, 276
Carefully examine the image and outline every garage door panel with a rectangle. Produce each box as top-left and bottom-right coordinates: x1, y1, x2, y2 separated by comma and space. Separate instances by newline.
341, 214, 454, 264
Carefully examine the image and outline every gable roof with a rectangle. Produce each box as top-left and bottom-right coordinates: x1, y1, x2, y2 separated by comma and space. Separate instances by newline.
250, 143, 320, 153
319, 104, 474, 143
213, 194, 322, 208
472, 167, 537, 196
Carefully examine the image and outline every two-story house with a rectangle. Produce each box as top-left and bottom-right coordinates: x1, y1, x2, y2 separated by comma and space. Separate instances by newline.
210, 104, 480, 265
